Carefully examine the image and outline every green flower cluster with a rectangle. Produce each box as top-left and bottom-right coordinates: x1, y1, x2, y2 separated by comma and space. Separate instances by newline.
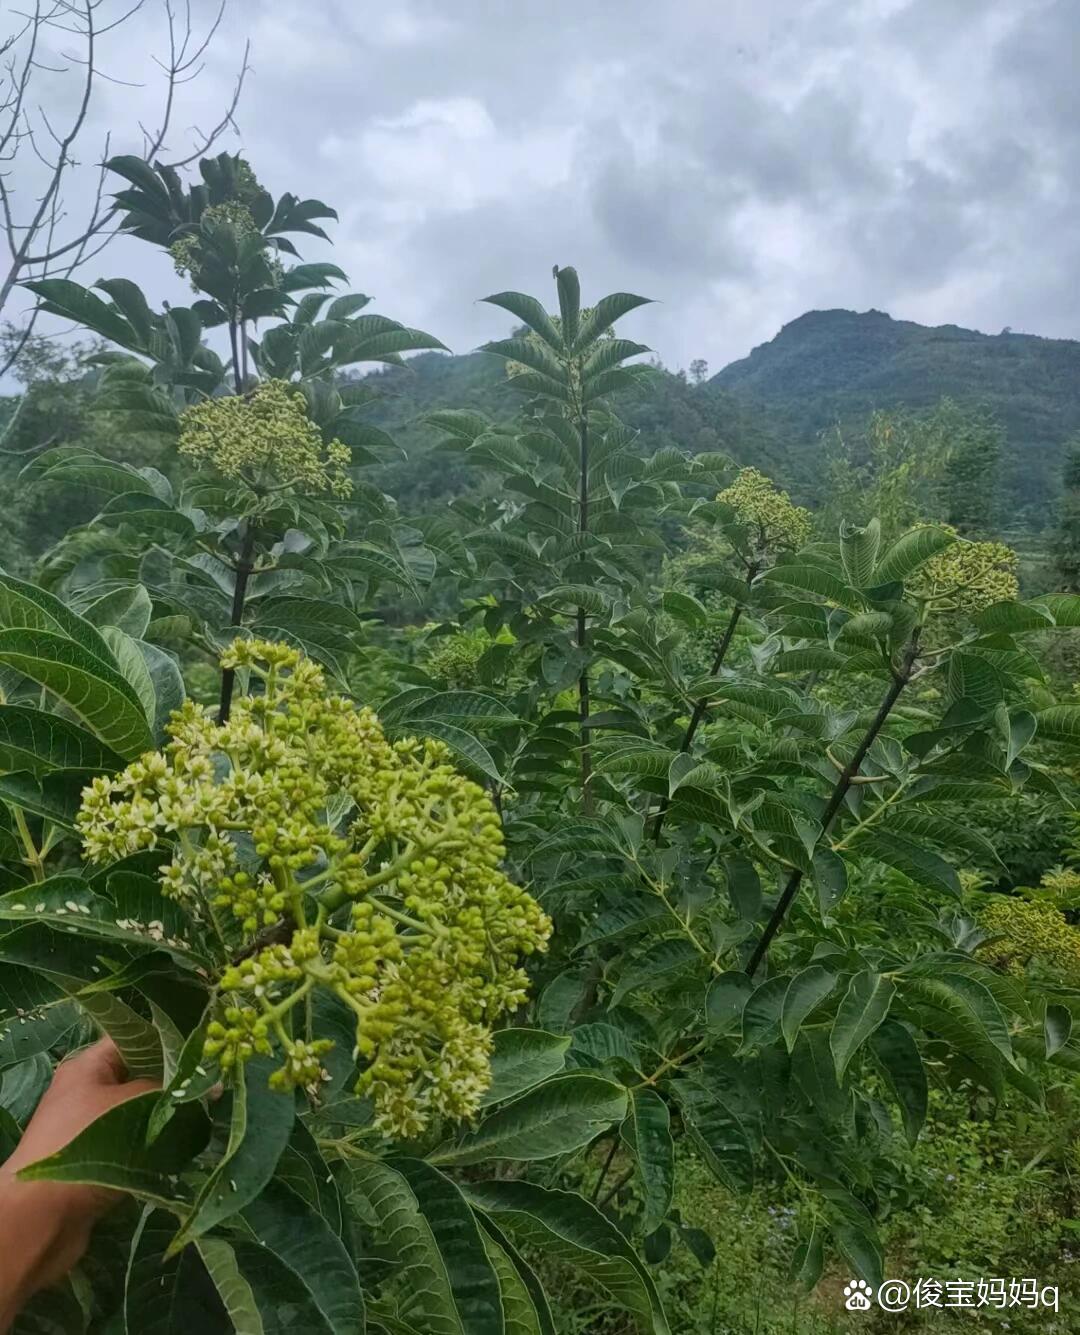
178, 380, 352, 496
424, 626, 514, 689
170, 201, 260, 281
716, 468, 812, 553
979, 895, 1080, 980
910, 525, 1019, 612
170, 158, 269, 285
77, 639, 551, 1136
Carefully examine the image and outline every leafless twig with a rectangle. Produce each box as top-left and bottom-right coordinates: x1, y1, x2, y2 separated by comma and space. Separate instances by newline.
0, 0, 247, 360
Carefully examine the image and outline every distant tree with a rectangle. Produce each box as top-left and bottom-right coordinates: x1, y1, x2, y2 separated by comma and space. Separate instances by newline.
820, 405, 948, 541
936, 398, 1004, 536
689, 357, 709, 385
1054, 438, 1080, 591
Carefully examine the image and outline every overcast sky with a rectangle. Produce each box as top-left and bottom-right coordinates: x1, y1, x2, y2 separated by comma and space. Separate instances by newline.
9, 0, 1077, 374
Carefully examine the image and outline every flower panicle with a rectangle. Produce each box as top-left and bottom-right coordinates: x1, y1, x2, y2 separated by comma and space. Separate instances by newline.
76, 638, 551, 1137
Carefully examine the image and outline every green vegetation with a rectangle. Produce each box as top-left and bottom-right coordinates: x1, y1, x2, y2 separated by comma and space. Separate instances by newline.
710, 308, 1080, 520
1, 150, 1080, 1335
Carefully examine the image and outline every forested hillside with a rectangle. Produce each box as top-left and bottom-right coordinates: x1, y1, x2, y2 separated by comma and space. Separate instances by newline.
361, 306, 1080, 525
6, 305, 1077, 566
709, 308, 1080, 518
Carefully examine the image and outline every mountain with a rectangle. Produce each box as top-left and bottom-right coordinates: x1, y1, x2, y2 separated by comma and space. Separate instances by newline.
361, 307, 1078, 527
708, 308, 1080, 518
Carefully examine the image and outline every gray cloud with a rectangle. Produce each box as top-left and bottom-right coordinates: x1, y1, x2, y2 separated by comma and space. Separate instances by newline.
9, 0, 1078, 374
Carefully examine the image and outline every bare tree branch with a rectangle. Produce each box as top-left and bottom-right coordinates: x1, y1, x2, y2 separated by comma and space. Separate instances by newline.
0, 0, 246, 312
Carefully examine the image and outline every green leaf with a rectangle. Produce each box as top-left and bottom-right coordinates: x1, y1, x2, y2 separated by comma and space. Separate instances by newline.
23, 278, 140, 349
537, 971, 588, 1033
611, 939, 701, 1006
781, 966, 837, 1052
853, 830, 960, 897
124, 1209, 233, 1333
868, 1020, 927, 1145
1046, 1004, 1073, 1058
672, 1073, 755, 1193
740, 975, 790, 1051
621, 1088, 673, 1235
0, 1001, 80, 1072
771, 647, 847, 673
242, 1178, 364, 1334
789, 1221, 824, 1292
872, 526, 955, 584
1029, 593, 1080, 626
0, 767, 100, 829
388, 1158, 505, 1335
835, 1224, 883, 1290
1035, 706, 1080, 743
1, 1051, 51, 1124
840, 519, 881, 588
194, 1236, 266, 1334
937, 972, 1016, 1066
0, 570, 116, 662
555, 266, 581, 345
763, 564, 862, 608
0, 873, 201, 962
573, 293, 653, 353
539, 585, 613, 617
898, 976, 1005, 1098
392, 717, 503, 784
482, 1229, 547, 1335
83, 585, 153, 638
660, 590, 708, 628
482, 1028, 572, 1107
974, 601, 1054, 633
0, 629, 152, 757
831, 971, 896, 1080
466, 1180, 669, 1335
81, 991, 165, 1082
481, 291, 564, 352
170, 1055, 295, 1250
792, 1029, 850, 1126
351, 1157, 485, 1335
569, 1022, 640, 1070
577, 895, 666, 948
433, 1072, 628, 1166
480, 1218, 556, 1335
0, 705, 123, 777
947, 651, 1005, 711
705, 971, 754, 1036
17, 1090, 207, 1203
813, 848, 848, 915
405, 690, 519, 728
878, 810, 1005, 870
723, 856, 761, 920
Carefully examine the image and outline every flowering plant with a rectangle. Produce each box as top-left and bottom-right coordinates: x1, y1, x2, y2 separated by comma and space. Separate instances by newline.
79, 639, 550, 1134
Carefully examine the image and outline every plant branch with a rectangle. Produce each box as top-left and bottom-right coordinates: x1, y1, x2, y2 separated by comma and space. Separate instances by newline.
576, 411, 593, 814
651, 600, 744, 841
216, 522, 256, 723
745, 630, 921, 976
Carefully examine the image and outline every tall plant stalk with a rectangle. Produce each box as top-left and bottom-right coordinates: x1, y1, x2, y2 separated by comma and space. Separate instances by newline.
217, 524, 257, 723
745, 631, 921, 976
217, 312, 254, 723
577, 411, 594, 814
650, 602, 743, 841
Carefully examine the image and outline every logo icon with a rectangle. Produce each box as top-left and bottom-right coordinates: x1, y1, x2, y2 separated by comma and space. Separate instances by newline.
843, 1279, 874, 1312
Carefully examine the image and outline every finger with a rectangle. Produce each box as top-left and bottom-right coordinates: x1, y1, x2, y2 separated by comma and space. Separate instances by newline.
59, 1036, 127, 1085
115, 1077, 161, 1099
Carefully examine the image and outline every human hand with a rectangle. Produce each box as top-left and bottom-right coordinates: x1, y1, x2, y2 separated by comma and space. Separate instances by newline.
0, 1038, 159, 1329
